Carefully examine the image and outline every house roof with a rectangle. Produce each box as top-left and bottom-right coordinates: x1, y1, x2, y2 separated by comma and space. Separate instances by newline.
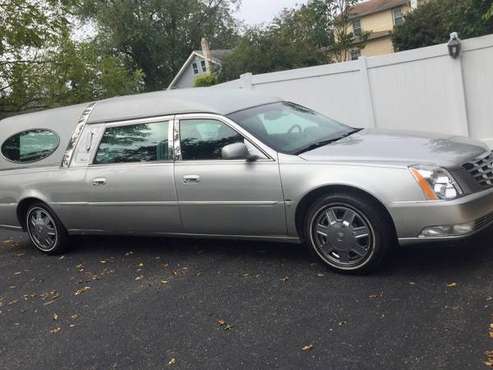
193, 49, 232, 63
350, 0, 409, 18
168, 49, 232, 89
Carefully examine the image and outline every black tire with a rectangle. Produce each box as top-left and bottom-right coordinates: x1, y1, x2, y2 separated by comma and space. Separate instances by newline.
303, 192, 395, 274
25, 202, 69, 255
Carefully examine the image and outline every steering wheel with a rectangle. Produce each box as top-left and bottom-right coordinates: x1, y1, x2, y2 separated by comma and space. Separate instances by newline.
288, 124, 302, 134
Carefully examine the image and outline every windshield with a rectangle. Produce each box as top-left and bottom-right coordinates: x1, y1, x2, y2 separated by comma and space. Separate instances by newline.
228, 102, 355, 155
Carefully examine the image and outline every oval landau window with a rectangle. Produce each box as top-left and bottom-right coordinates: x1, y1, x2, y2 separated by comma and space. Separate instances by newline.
1, 129, 60, 163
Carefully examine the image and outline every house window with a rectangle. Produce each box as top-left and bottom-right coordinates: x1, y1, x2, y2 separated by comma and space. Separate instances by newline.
352, 19, 362, 37
350, 48, 361, 61
192, 62, 199, 74
392, 7, 404, 26
201, 60, 207, 72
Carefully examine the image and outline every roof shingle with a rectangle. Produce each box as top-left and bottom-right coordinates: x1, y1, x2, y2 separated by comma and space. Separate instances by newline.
350, 0, 409, 18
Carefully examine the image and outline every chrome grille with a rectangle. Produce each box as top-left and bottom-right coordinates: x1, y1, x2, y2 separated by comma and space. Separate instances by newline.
463, 151, 493, 188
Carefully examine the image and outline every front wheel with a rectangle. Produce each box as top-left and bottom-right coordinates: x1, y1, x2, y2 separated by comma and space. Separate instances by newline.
304, 193, 395, 274
26, 203, 68, 254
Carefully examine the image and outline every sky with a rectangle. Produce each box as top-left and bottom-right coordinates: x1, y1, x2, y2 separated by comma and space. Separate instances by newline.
236, 0, 309, 25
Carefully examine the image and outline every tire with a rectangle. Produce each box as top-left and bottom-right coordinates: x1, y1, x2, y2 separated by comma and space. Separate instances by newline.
25, 202, 69, 255
304, 192, 395, 274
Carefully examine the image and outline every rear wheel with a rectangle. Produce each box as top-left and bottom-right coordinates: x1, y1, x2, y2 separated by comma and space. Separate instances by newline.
26, 203, 68, 254
304, 193, 395, 274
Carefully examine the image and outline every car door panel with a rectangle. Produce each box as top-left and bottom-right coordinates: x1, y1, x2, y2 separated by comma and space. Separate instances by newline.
174, 116, 287, 236
84, 162, 180, 233
175, 160, 285, 235
82, 118, 181, 234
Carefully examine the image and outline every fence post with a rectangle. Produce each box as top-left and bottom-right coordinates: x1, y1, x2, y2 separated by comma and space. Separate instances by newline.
359, 56, 377, 128
240, 73, 253, 89
452, 52, 471, 137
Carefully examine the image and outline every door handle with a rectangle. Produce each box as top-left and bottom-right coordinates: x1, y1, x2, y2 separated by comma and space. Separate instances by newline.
183, 175, 200, 184
92, 178, 107, 186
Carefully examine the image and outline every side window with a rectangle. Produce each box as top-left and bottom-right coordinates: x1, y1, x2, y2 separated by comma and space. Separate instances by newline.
94, 121, 169, 165
180, 119, 244, 160
1, 129, 59, 163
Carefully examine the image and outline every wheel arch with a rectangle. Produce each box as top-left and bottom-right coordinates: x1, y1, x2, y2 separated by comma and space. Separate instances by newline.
17, 197, 57, 231
294, 184, 397, 240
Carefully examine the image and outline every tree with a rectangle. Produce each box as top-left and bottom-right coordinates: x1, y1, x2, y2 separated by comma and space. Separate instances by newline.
76, 0, 240, 91
219, 0, 367, 82
1, 0, 144, 119
393, 0, 493, 51
219, 3, 333, 82
314, 0, 365, 63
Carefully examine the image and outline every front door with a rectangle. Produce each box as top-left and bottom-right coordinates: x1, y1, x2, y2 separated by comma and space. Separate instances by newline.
174, 116, 286, 237
83, 118, 181, 234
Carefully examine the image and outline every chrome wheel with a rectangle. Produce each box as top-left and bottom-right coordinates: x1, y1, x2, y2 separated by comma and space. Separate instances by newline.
27, 207, 58, 252
310, 204, 375, 268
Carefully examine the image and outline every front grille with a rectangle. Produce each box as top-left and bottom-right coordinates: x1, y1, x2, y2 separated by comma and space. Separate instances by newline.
463, 151, 493, 188
475, 212, 493, 231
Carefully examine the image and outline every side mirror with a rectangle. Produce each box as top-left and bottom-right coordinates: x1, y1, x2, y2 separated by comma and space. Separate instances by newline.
221, 142, 258, 161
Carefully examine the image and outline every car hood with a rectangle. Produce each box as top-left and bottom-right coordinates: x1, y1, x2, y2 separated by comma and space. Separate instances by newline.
299, 128, 488, 168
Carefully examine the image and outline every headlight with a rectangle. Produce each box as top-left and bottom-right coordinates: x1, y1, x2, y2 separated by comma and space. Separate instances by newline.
409, 165, 463, 200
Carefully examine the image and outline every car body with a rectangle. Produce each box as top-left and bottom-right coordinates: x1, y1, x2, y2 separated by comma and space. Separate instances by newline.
1, 88, 492, 273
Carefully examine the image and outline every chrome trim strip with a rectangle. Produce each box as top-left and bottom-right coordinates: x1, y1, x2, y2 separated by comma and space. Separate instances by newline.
61, 102, 96, 168
54, 201, 279, 206
180, 201, 281, 206
173, 116, 181, 160
0, 225, 22, 231
66, 229, 301, 243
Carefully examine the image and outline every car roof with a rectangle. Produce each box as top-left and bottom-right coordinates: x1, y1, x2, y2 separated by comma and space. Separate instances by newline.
86, 88, 281, 124
0, 88, 280, 170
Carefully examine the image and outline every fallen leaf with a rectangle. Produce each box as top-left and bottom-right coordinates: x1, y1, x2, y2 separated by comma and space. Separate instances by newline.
447, 282, 457, 288
53, 313, 58, 321
74, 287, 91, 296
302, 344, 314, 352
50, 327, 61, 334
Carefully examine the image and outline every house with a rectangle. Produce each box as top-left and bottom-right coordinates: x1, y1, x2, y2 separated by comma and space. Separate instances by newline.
347, 0, 423, 60
168, 39, 231, 89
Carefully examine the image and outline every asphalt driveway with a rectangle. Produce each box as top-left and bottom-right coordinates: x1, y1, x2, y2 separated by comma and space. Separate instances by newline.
1, 229, 492, 369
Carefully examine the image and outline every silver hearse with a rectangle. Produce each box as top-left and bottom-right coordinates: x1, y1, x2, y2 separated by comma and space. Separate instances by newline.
1, 89, 493, 273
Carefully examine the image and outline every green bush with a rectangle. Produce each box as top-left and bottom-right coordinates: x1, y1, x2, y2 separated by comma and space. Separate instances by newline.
193, 73, 218, 87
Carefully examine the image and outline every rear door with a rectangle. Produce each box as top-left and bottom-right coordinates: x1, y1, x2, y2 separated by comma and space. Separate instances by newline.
82, 117, 181, 234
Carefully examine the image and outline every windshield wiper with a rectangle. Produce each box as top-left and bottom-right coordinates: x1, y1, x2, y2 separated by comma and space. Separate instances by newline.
295, 128, 362, 155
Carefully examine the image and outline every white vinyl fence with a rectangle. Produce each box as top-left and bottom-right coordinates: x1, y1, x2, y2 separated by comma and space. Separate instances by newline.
217, 33, 493, 148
